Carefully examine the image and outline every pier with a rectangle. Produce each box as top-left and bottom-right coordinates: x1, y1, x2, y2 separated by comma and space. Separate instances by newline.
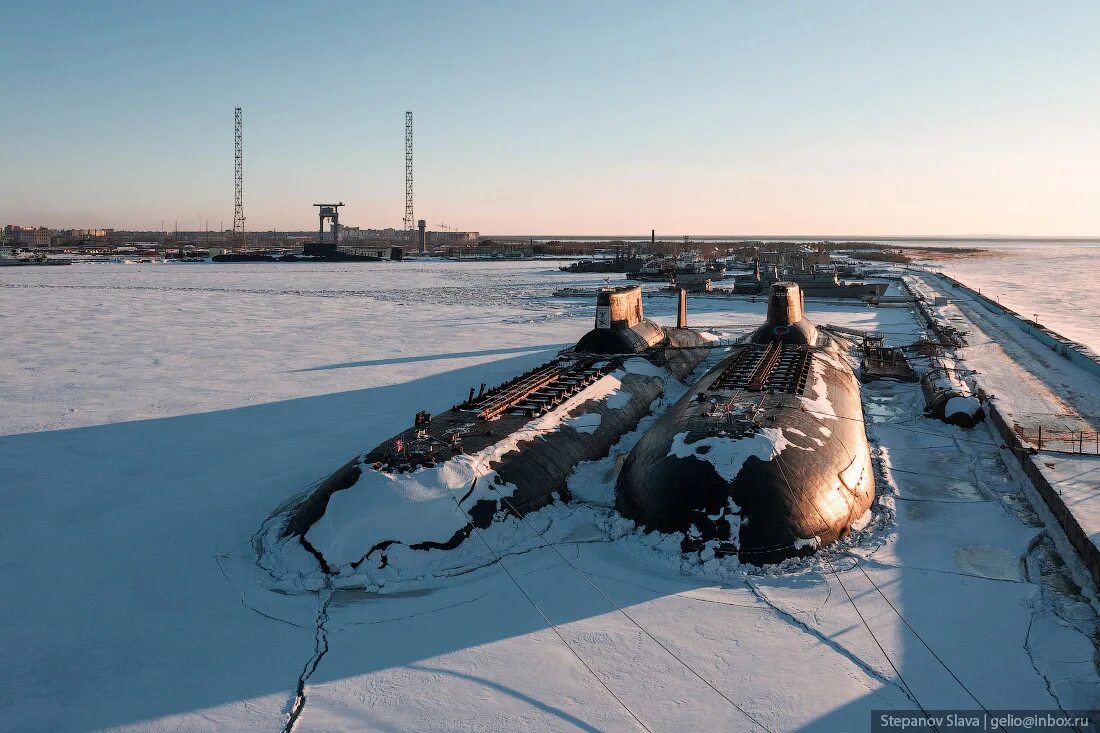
911, 270, 1100, 586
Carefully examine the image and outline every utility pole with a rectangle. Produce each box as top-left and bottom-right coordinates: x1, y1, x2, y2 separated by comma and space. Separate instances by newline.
404, 111, 414, 234
233, 107, 245, 244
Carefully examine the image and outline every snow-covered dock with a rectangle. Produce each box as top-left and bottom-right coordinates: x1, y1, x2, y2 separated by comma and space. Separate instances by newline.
1038, 455, 1100, 555
1, 261, 1097, 731
908, 270, 1100, 591
906, 272, 1100, 440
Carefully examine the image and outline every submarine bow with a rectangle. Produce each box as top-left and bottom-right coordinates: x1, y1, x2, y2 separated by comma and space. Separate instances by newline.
615, 282, 876, 563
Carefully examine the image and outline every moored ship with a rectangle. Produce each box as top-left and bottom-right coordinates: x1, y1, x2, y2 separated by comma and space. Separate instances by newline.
732, 259, 887, 298
0, 246, 72, 266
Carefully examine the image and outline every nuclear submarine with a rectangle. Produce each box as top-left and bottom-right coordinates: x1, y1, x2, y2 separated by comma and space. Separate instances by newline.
615, 281, 876, 564
277, 285, 711, 576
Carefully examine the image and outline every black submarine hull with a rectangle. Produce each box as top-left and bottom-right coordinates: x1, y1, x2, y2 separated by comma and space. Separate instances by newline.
615, 282, 875, 563
277, 286, 712, 575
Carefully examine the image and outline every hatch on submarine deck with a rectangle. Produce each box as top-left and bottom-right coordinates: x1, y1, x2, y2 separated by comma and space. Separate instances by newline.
615, 281, 876, 564
277, 285, 713, 576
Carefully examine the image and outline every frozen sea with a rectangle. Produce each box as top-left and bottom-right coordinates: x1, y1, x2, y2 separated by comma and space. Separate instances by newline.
1, 260, 1097, 732
908, 240, 1100, 355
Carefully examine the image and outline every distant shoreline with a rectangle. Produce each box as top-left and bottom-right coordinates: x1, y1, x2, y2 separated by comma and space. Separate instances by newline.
484, 235, 1100, 244
905, 245, 999, 262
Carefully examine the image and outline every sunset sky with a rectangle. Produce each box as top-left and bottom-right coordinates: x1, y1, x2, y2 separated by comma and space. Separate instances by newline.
2, 0, 1098, 236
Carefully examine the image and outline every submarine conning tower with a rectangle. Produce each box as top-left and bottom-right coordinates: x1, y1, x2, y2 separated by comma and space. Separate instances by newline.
574, 285, 666, 354
752, 281, 817, 345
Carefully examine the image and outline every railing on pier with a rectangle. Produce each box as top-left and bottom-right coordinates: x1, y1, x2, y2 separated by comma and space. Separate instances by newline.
1014, 425, 1100, 455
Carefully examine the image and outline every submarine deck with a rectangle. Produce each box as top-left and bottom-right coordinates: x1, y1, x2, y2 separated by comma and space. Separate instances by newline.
363, 354, 613, 468
656, 341, 826, 451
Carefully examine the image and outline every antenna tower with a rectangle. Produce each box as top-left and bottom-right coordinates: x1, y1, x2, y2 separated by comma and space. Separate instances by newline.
233, 107, 245, 240
404, 111, 414, 232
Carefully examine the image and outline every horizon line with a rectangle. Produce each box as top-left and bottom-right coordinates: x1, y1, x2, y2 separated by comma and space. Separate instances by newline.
481, 234, 1100, 242
7, 224, 1100, 242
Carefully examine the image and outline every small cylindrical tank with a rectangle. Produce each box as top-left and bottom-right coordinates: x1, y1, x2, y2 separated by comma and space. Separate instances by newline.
920, 360, 984, 428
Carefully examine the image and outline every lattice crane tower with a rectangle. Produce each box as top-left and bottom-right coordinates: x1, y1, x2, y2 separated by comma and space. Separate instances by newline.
233, 107, 245, 238
404, 111, 414, 232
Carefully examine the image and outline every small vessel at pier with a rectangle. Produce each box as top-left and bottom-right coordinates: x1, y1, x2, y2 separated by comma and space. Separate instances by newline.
920, 357, 985, 427
0, 246, 71, 266
629, 252, 720, 282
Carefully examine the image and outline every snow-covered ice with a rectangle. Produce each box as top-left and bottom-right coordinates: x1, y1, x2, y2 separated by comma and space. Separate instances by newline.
920, 242, 1100, 356
1, 260, 1096, 732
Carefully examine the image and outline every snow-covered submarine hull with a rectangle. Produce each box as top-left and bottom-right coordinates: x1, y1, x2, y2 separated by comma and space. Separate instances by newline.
615, 282, 875, 564
278, 286, 712, 576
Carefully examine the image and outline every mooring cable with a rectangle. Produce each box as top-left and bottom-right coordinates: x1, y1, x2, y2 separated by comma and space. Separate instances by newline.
823, 554, 938, 729
487, 488, 775, 733
850, 560, 995, 718
447, 483, 654, 733
768, 449, 939, 730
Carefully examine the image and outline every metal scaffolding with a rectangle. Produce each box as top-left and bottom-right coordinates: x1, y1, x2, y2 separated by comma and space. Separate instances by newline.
233, 107, 245, 238
404, 111, 414, 232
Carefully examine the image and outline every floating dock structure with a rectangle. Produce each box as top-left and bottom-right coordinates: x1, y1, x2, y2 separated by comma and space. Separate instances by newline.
858, 335, 919, 383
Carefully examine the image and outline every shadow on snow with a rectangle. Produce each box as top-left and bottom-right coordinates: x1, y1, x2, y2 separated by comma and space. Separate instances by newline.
0, 349, 1067, 731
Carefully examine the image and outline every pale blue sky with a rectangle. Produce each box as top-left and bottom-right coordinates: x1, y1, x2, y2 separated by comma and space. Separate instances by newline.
2, 1, 1098, 235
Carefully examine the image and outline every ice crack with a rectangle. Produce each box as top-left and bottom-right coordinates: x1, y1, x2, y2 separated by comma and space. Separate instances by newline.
283, 587, 333, 732
746, 579, 912, 701
1022, 613, 1074, 718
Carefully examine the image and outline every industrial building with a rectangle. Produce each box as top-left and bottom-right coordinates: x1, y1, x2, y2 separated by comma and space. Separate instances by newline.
3, 226, 55, 248
333, 224, 480, 253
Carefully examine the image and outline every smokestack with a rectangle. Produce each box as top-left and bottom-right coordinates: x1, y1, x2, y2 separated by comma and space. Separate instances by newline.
677, 288, 687, 328
651, 229, 655, 248
417, 219, 426, 255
